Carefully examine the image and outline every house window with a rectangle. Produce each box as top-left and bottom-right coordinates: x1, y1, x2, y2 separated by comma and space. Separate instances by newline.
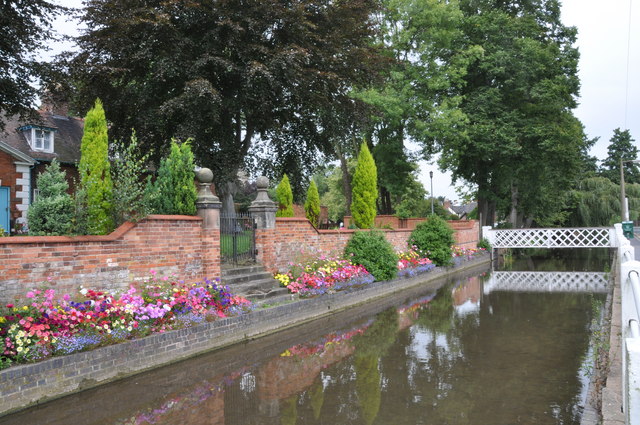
20, 126, 55, 153
33, 129, 53, 151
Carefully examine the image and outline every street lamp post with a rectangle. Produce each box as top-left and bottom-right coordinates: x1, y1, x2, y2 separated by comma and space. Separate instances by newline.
430, 171, 434, 215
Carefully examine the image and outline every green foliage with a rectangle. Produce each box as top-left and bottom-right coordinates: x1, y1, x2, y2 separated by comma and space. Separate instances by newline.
275, 174, 294, 218
439, 1, 587, 227
27, 160, 74, 235
148, 140, 197, 215
351, 143, 377, 228
408, 216, 455, 266
477, 238, 491, 250
566, 177, 625, 226
111, 131, 153, 226
70, 0, 380, 193
600, 128, 639, 184
0, 0, 61, 130
304, 180, 321, 227
344, 230, 397, 281
78, 99, 115, 235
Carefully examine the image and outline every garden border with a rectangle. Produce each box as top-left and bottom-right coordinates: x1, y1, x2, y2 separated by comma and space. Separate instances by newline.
0, 254, 490, 417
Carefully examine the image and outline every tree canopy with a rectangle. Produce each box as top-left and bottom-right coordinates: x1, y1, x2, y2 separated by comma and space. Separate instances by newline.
600, 128, 639, 185
67, 0, 382, 190
438, 0, 587, 227
0, 0, 63, 128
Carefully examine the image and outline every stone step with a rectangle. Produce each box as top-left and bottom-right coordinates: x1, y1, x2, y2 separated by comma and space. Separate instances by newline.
221, 264, 266, 277
222, 271, 274, 285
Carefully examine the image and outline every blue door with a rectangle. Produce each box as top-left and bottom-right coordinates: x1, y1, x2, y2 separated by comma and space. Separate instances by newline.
0, 186, 9, 235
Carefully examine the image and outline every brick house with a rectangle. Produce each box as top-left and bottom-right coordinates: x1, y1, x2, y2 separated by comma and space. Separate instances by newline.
0, 102, 83, 234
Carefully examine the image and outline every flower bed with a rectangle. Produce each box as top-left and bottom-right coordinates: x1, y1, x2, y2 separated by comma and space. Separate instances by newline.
275, 255, 374, 297
397, 248, 436, 277
0, 274, 251, 370
451, 246, 487, 266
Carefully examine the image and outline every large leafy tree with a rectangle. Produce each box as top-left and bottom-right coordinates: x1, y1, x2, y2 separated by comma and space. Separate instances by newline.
438, 0, 587, 227
600, 128, 639, 185
356, 0, 477, 215
0, 0, 63, 128
68, 0, 380, 194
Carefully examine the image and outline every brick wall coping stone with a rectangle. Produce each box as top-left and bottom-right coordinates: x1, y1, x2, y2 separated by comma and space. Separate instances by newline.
0, 215, 201, 244
0, 254, 490, 417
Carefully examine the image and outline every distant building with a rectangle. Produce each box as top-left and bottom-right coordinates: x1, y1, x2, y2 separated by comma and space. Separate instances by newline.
0, 98, 83, 234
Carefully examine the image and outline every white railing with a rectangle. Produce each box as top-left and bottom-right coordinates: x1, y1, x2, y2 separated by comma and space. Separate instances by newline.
482, 226, 615, 249
484, 271, 609, 294
615, 222, 640, 424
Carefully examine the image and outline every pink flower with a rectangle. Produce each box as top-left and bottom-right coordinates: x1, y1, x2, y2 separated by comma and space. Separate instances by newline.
25, 291, 35, 298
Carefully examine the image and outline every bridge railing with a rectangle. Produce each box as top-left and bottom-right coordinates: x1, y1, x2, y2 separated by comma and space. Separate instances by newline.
615, 222, 640, 424
482, 226, 615, 249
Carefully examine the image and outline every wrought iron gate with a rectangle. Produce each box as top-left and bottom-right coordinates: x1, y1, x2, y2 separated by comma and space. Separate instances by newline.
220, 213, 257, 265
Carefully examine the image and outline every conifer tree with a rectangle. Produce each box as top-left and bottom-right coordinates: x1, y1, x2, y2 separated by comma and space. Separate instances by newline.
351, 142, 377, 228
78, 99, 114, 234
148, 140, 197, 215
276, 174, 294, 217
111, 131, 152, 225
304, 180, 321, 227
27, 159, 74, 235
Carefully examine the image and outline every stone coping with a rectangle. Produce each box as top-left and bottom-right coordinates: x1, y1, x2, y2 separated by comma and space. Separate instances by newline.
0, 254, 491, 417
0, 215, 201, 245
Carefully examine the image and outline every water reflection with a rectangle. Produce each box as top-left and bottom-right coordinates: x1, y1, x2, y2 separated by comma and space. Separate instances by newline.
0, 268, 604, 425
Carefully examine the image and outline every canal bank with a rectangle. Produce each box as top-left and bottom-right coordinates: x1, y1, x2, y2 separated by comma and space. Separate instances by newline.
0, 254, 491, 417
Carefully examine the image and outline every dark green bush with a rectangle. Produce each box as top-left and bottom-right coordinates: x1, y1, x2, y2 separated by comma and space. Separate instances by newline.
345, 230, 397, 281
477, 238, 491, 250
28, 159, 74, 235
408, 216, 455, 266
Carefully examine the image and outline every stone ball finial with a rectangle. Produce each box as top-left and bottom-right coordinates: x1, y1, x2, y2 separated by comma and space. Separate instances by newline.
196, 167, 214, 184
256, 176, 269, 189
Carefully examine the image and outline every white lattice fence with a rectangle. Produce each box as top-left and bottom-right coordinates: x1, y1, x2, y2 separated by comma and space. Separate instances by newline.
484, 271, 609, 294
484, 227, 614, 249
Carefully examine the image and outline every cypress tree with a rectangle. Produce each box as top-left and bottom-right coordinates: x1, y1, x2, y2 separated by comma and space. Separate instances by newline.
304, 179, 321, 227
351, 142, 377, 228
78, 99, 114, 234
27, 159, 74, 235
276, 174, 294, 217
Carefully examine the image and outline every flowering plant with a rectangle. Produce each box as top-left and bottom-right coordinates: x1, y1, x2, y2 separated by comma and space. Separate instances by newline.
0, 275, 251, 369
275, 253, 374, 297
396, 247, 436, 277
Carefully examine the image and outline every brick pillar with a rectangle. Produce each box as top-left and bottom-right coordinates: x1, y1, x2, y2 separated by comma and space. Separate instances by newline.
196, 168, 222, 279
248, 176, 278, 271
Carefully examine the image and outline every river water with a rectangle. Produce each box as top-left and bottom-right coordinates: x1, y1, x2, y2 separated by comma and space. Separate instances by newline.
0, 250, 610, 425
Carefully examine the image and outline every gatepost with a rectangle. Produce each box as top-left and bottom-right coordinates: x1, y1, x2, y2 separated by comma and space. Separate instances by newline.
248, 176, 278, 270
195, 168, 222, 279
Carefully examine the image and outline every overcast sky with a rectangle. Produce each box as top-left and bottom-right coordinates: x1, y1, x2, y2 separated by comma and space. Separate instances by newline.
49, 0, 639, 204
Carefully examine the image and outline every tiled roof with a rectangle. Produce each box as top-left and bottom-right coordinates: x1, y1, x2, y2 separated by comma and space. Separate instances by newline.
0, 110, 83, 164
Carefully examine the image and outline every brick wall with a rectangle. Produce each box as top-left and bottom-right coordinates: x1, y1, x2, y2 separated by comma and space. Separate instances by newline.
256, 217, 478, 273
0, 215, 220, 304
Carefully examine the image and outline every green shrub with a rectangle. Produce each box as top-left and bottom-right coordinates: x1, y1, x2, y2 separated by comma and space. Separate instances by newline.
408, 216, 455, 266
351, 142, 377, 228
78, 99, 115, 235
111, 132, 153, 225
148, 140, 197, 215
276, 174, 294, 217
27, 159, 74, 235
477, 238, 491, 250
344, 230, 397, 281
304, 180, 321, 227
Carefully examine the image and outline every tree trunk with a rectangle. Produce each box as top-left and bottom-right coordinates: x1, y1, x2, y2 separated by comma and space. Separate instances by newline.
509, 183, 518, 227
